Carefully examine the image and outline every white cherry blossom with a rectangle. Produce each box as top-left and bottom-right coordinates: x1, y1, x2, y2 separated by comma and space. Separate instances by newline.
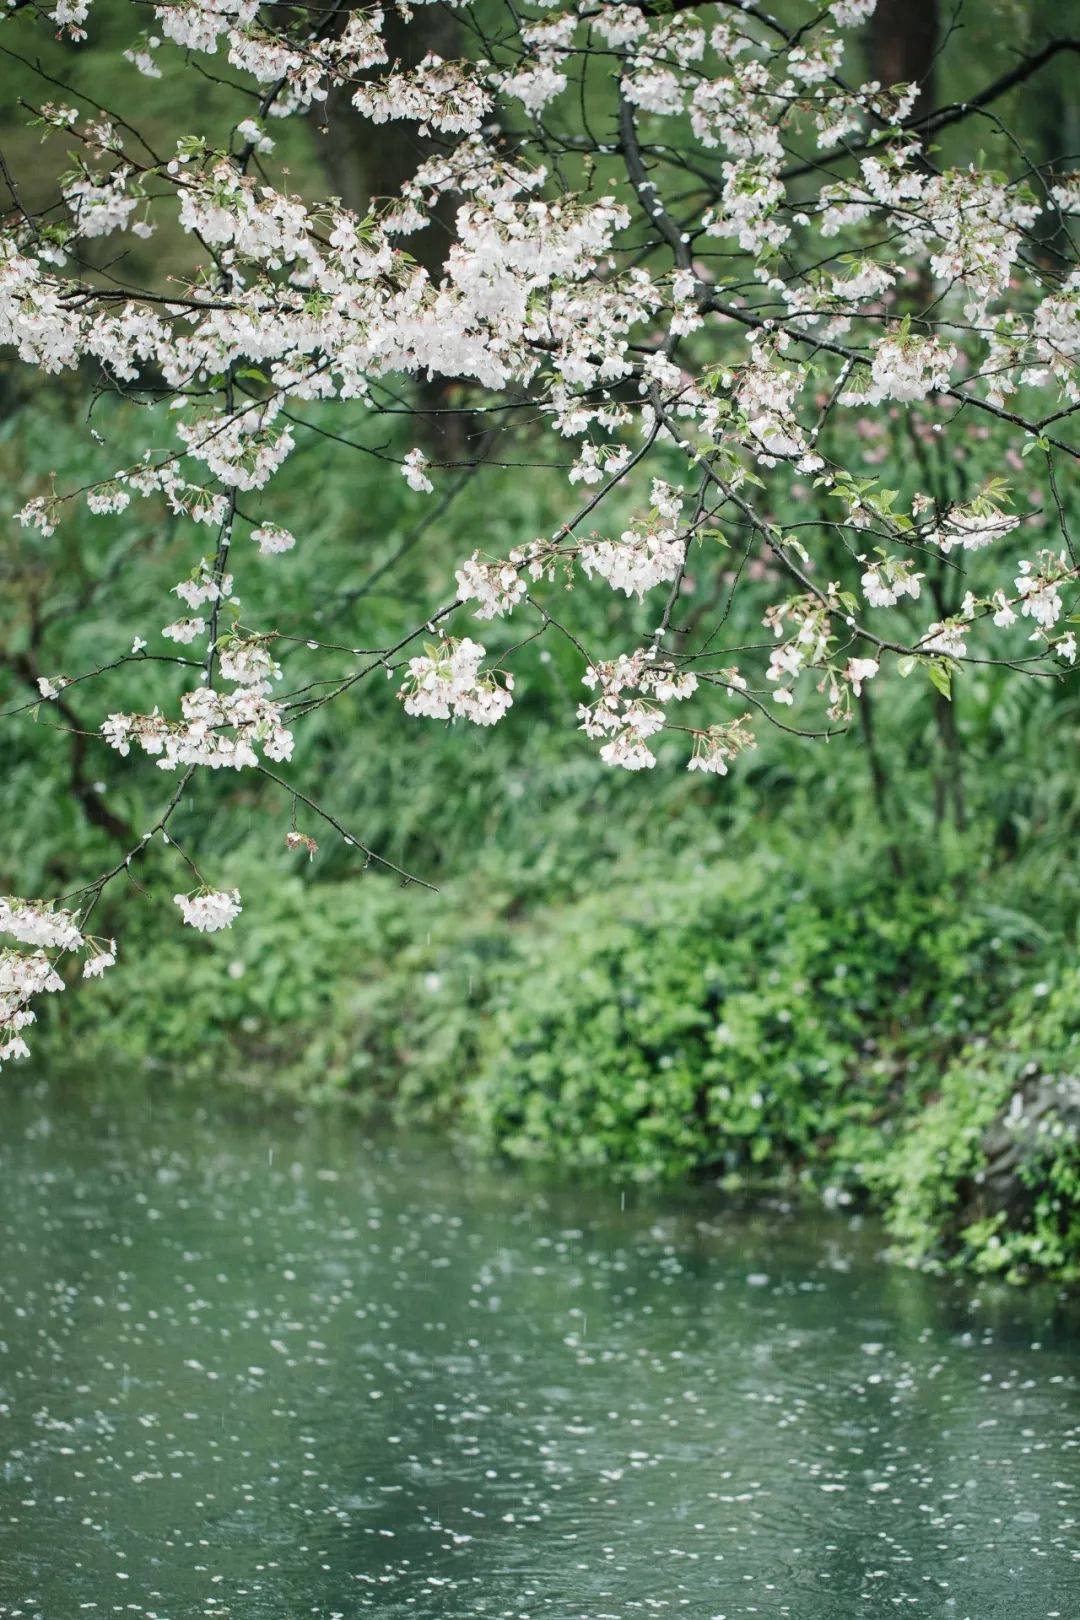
174, 889, 243, 932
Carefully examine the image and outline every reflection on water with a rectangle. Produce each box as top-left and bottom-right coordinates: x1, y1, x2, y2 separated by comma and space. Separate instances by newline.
0, 1074, 1078, 1619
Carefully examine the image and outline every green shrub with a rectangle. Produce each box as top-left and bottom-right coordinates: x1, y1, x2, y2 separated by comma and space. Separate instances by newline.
875, 967, 1080, 1280
463, 861, 1018, 1185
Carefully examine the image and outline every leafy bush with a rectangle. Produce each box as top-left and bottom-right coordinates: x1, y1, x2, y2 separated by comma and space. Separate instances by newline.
463, 860, 1026, 1184
875, 967, 1080, 1281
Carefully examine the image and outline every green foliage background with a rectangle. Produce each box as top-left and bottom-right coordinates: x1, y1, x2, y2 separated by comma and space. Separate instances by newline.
1, 0, 1079, 1281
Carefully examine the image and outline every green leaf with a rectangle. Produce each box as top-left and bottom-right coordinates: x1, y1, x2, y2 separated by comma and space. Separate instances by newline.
927, 660, 952, 700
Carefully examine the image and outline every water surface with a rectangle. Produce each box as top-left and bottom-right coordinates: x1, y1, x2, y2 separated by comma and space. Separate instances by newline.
1, 1076, 1078, 1619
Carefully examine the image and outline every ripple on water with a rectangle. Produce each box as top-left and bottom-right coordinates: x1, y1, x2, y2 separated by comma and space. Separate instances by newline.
0, 1075, 1078, 1620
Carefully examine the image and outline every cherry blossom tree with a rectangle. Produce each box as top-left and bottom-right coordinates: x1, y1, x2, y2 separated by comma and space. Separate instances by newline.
0, 0, 1078, 1062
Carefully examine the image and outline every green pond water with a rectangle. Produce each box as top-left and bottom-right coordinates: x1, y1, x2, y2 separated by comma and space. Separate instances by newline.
1, 1076, 1078, 1620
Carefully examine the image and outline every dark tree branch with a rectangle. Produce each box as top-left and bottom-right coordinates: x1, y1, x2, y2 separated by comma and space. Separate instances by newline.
784, 37, 1080, 181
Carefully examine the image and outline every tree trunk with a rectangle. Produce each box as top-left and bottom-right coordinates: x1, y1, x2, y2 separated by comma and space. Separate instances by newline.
869, 0, 940, 128
316, 5, 460, 277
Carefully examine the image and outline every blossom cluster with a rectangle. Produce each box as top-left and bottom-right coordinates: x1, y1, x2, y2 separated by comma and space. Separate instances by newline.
398, 638, 514, 726
578, 650, 699, 771
688, 716, 757, 776
102, 688, 294, 770
0, 897, 116, 1063
174, 889, 243, 932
